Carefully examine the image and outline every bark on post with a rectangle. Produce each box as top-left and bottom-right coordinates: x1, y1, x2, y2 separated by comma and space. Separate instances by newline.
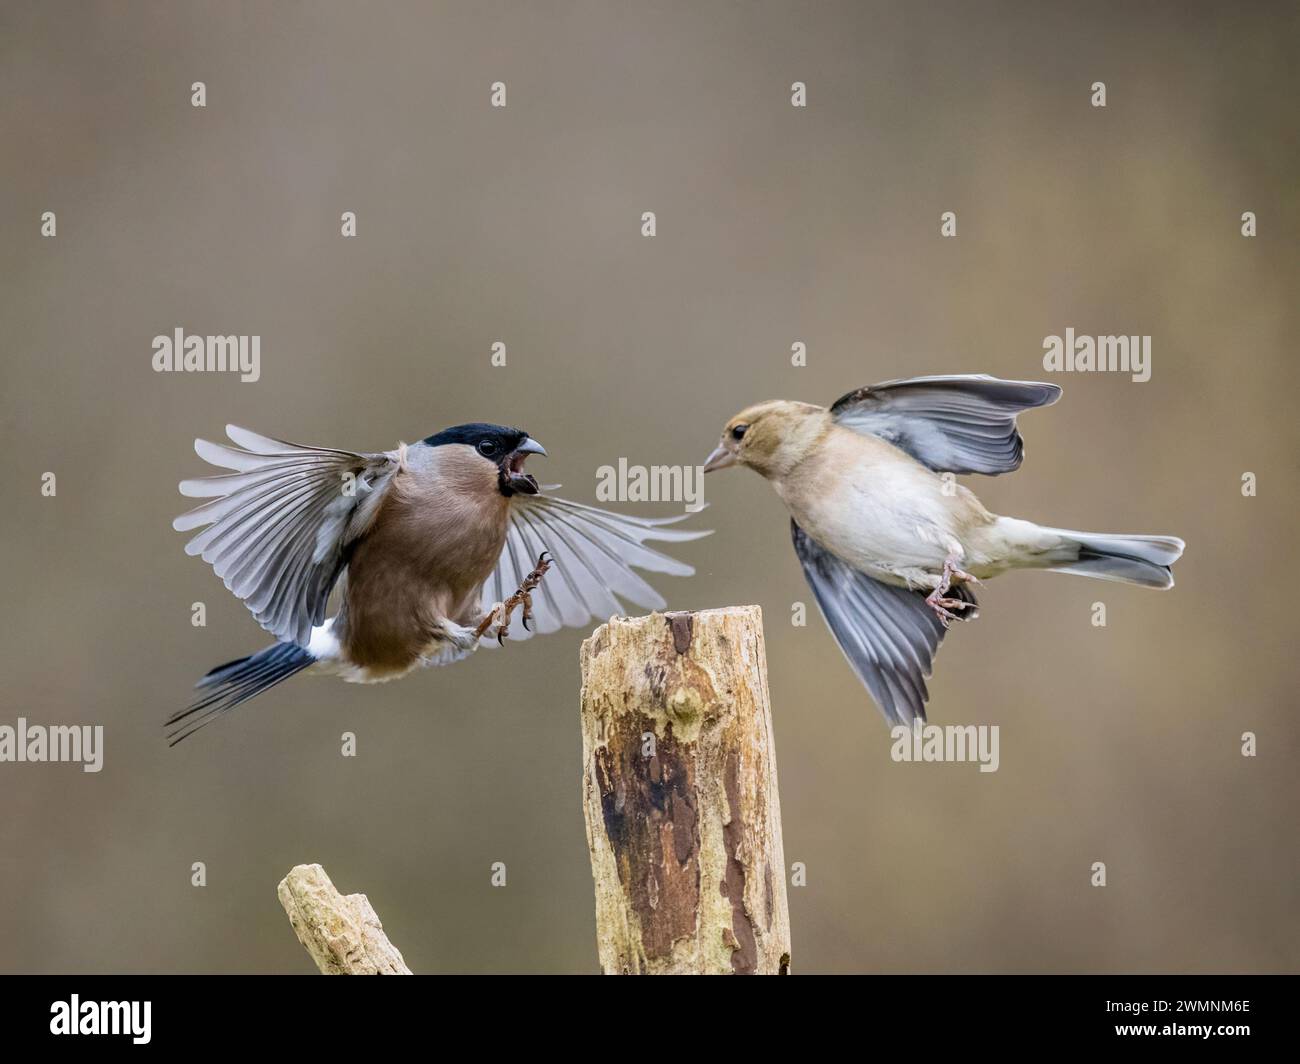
579, 606, 791, 974
277, 863, 412, 974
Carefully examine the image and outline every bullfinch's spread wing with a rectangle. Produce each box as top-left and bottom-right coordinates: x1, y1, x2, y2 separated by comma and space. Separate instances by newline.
481, 493, 710, 639
791, 520, 977, 727
173, 426, 398, 646
829, 374, 1060, 475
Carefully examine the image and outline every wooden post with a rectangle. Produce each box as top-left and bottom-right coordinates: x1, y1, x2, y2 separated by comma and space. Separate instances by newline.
277, 863, 412, 974
579, 606, 791, 974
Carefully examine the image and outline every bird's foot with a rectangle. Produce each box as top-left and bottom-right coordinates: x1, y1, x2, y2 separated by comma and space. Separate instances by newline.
926, 552, 979, 628
940, 555, 980, 588
474, 551, 553, 644
924, 589, 973, 629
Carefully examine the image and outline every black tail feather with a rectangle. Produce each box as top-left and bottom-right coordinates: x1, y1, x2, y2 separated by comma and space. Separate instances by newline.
168, 642, 314, 745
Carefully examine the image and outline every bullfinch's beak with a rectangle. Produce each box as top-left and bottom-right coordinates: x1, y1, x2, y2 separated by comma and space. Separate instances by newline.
702, 443, 737, 472
503, 436, 547, 495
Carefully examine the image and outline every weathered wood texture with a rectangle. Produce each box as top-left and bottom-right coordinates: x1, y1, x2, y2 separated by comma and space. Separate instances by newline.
277, 863, 412, 974
579, 606, 791, 974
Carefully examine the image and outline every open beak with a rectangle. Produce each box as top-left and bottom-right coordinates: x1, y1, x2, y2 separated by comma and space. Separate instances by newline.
505, 437, 546, 495
702, 443, 737, 473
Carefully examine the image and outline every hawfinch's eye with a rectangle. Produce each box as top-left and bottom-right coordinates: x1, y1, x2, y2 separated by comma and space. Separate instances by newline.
731, 424, 748, 441
478, 440, 498, 457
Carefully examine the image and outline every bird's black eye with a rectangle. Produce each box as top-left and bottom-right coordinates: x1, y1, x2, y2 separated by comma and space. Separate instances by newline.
731, 424, 748, 441
477, 440, 498, 457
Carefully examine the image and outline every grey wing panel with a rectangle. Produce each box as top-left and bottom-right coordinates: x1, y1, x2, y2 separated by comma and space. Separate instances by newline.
830, 374, 1060, 475
173, 425, 396, 646
792, 520, 974, 726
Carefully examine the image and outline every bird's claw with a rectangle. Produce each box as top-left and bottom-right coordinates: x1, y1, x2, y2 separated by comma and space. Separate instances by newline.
924, 591, 973, 629
476, 551, 553, 644
926, 552, 978, 628
518, 551, 552, 633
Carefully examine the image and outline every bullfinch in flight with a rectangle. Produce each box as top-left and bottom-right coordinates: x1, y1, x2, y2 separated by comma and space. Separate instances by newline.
169, 422, 708, 743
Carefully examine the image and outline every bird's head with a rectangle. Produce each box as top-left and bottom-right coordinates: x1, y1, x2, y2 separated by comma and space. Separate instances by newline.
703, 400, 827, 482
422, 422, 547, 496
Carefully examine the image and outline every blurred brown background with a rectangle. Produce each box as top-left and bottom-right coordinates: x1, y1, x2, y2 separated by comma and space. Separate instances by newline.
1, 1, 1296, 973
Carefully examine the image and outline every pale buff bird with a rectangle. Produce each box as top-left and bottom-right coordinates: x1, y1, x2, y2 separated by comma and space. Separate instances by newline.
703, 375, 1184, 726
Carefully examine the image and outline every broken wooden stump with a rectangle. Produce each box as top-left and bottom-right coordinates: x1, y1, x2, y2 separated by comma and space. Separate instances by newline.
579, 606, 791, 974
277, 863, 411, 974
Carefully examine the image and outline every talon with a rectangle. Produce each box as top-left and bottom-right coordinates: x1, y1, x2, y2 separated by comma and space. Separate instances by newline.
924, 551, 979, 628
478, 552, 552, 644
926, 600, 959, 628
520, 553, 552, 594
925, 586, 972, 628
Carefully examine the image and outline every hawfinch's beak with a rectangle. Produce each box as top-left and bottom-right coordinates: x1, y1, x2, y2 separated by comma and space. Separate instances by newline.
516, 437, 547, 457
703, 444, 737, 472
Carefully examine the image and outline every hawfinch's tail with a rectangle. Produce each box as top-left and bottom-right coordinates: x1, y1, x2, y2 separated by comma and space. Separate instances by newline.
1041, 527, 1185, 590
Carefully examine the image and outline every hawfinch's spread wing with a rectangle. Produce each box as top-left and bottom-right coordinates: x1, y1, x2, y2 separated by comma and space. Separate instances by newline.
791, 521, 976, 727
481, 493, 709, 640
830, 374, 1060, 475
174, 426, 398, 646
